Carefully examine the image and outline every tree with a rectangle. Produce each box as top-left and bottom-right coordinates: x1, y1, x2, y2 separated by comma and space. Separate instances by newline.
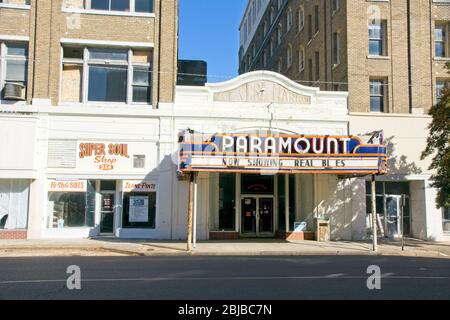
421, 63, 450, 209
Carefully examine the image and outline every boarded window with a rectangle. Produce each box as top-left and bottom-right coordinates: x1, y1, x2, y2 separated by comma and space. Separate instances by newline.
61, 64, 82, 103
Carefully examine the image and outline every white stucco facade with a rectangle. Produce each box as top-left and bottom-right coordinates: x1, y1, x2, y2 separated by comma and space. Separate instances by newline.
0, 71, 448, 242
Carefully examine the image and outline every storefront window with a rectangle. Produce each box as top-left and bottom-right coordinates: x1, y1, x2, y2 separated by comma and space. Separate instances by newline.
219, 173, 235, 231
443, 207, 450, 233
365, 181, 411, 237
278, 175, 296, 232
122, 192, 156, 229
47, 180, 96, 228
0, 180, 29, 230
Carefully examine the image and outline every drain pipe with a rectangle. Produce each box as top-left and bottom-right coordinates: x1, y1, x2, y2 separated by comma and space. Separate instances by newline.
406, 0, 413, 113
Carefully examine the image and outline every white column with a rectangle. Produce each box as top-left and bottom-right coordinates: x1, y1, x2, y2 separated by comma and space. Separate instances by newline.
193, 173, 198, 248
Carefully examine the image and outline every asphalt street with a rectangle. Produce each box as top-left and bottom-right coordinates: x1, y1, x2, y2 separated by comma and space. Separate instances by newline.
0, 255, 449, 300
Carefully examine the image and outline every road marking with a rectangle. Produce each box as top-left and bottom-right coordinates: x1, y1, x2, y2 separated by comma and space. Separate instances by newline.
1, 275, 449, 285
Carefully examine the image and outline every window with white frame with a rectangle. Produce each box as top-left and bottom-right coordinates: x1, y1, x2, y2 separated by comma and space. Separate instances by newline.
286, 7, 292, 32
435, 23, 448, 58
287, 44, 292, 68
436, 79, 449, 102
298, 7, 304, 32
0, 41, 28, 101
63, 0, 154, 13
370, 78, 387, 112
369, 20, 387, 56
0, 0, 30, 5
61, 46, 152, 104
298, 47, 305, 72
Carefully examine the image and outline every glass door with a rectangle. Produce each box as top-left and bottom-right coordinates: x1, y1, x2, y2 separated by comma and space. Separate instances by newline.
386, 195, 410, 238
100, 192, 115, 234
241, 197, 257, 234
385, 196, 400, 237
241, 196, 274, 237
258, 198, 274, 234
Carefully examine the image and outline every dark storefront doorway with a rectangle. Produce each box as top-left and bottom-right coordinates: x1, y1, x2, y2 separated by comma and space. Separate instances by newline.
240, 175, 275, 237
100, 180, 116, 234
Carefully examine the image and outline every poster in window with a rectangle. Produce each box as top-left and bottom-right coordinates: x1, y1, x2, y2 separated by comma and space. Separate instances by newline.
129, 196, 149, 223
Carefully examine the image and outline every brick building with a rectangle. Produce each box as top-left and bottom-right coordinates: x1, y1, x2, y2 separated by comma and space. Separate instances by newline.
0, 0, 178, 239
239, 0, 450, 113
239, 0, 450, 241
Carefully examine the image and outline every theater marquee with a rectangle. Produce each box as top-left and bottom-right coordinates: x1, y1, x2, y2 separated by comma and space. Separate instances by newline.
179, 132, 387, 175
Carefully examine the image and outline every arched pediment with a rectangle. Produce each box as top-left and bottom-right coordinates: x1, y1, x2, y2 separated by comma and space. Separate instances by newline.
207, 71, 319, 105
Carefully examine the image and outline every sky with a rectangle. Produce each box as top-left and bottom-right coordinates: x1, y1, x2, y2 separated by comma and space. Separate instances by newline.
178, 0, 247, 83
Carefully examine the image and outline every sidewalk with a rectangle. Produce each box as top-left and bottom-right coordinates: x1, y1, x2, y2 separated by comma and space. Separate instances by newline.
1, 238, 449, 258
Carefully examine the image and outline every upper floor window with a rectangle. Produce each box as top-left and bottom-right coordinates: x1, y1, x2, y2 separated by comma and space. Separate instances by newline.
277, 23, 282, 45
331, 0, 340, 13
0, 42, 28, 102
0, 0, 30, 6
435, 23, 448, 58
61, 46, 152, 104
369, 20, 387, 56
436, 79, 449, 102
370, 78, 387, 112
333, 32, 340, 65
270, 38, 275, 56
314, 5, 319, 33
287, 45, 293, 68
298, 47, 305, 72
263, 21, 268, 36
286, 7, 292, 32
270, 7, 275, 24
64, 0, 154, 13
314, 51, 320, 81
308, 14, 313, 40
277, 57, 283, 73
298, 7, 304, 32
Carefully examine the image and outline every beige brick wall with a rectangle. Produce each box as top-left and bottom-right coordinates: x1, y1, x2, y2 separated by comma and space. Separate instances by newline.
240, 0, 449, 114
0, 7, 30, 37
2, 0, 178, 107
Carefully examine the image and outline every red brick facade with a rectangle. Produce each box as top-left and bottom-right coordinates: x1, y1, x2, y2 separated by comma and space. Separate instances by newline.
0, 230, 27, 240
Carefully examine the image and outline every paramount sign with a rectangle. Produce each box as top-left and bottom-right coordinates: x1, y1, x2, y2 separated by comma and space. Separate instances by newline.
179, 132, 387, 175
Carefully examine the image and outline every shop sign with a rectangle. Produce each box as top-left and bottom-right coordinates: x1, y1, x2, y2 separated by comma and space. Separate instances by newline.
48, 180, 87, 193
179, 132, 387, 175
78, 142, 130, 171
123, 180, 157, 193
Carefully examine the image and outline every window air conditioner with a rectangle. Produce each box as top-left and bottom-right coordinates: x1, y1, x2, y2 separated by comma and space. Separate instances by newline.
3, 83, 26, 100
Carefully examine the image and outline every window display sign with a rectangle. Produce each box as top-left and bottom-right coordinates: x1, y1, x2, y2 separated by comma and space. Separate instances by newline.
123, 180, 157, 193
129, 196, 149, 223
47, 180, 87, 193
179, 132, 387, 175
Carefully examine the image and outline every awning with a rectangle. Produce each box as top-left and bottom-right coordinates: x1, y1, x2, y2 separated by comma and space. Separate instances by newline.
178, 131, 387, 176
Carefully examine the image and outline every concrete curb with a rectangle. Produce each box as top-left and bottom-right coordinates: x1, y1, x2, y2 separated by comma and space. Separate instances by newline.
1, 243, 449, 259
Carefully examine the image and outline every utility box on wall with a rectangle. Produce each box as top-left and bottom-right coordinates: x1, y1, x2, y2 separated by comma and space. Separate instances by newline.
314, 218, 330, 242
